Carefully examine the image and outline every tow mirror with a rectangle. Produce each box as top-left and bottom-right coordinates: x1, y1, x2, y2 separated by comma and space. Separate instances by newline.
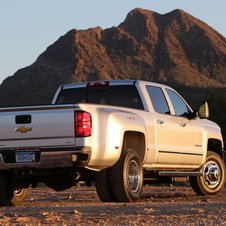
199, 101, 209, 119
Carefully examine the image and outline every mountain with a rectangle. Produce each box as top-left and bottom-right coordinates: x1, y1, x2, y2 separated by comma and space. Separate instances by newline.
0, 8, 226, 107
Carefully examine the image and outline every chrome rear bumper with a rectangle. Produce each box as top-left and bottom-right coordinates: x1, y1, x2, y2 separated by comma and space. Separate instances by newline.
0, 150, 91, 170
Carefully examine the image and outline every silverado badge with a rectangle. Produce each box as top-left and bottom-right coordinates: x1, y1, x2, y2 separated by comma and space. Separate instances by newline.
15, 126, 33, 133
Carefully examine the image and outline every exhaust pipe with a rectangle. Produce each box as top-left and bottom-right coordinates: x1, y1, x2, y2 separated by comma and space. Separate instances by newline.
70, 170, 81, 180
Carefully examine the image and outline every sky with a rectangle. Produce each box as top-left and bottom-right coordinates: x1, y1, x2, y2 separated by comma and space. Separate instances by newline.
0, 0, 226, 85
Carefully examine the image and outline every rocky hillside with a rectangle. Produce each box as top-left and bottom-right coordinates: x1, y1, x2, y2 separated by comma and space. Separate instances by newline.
0, 8, 226, 106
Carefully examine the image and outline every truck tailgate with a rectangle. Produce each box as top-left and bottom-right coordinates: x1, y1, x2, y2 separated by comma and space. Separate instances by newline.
0, 105, 76, 149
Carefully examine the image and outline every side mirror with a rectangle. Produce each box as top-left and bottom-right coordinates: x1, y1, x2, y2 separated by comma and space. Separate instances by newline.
199, 101, 209, 119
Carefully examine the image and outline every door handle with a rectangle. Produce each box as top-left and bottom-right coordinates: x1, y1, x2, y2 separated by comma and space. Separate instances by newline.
157, 120, 164, 124
180, 123, 186, 127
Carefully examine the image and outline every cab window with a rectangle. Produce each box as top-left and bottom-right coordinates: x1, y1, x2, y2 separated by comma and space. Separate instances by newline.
166, 89, 190, 117
55, 85, 144, 110
146, 86, 170, 114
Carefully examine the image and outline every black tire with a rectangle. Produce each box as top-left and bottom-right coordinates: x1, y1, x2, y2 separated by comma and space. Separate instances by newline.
111, 149, 143, 202
95, 167, 118, 202
190, 151, 226, 196
0, 171, 29, 206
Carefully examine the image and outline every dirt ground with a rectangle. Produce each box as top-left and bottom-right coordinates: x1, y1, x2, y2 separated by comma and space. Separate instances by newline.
0, 184, 225, 226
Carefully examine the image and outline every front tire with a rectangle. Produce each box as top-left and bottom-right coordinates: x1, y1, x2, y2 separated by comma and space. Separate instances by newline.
111, 149, 143, 202
190, 151, 226, 196
0, 171, 29, 206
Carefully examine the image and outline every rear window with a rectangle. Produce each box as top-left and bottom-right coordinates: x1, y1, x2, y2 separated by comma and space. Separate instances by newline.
55, 85, 144, 110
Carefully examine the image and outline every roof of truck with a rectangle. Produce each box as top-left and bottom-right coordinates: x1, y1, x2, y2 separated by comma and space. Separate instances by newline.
59, 80, 171, 90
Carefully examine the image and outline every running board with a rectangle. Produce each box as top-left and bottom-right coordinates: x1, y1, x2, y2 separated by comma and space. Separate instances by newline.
158, 172, 203, 177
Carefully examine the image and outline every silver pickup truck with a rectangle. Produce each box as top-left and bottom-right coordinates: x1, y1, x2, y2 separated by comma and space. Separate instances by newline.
0, 80, 225, 206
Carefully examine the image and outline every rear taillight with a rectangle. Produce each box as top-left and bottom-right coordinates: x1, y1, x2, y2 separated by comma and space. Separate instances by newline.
75, 111, 92, 137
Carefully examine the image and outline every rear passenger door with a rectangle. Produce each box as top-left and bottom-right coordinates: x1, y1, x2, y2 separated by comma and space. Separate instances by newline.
146, 86, 182, 165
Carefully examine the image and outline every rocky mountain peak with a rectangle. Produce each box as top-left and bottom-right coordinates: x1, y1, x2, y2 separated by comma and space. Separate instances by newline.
0, 8, 226, 106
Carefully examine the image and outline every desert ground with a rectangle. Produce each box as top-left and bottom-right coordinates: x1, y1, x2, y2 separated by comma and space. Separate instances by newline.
0, 184, 225, 226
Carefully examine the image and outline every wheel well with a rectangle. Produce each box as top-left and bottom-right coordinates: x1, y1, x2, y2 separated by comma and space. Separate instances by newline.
207, 139, 223, 158
122, 131, 145, 162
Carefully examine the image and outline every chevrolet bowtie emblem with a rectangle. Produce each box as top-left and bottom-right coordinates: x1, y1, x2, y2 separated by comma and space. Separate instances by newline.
15, 126, 33, 133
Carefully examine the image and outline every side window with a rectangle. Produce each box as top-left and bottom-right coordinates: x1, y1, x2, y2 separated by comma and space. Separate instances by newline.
146, 86, 170, 114
166, 89, 189, 117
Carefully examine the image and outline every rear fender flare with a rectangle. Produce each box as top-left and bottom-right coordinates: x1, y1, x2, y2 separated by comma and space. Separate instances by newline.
88, 108, 146, 168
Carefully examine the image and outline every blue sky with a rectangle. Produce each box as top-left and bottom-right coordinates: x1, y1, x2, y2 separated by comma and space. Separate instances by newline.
0, 0, 225, 84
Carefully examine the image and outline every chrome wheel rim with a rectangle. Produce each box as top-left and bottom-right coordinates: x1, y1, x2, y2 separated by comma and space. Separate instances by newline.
203, 161, 221, 188
128, 160, 140, 193
14, 189, 23, 196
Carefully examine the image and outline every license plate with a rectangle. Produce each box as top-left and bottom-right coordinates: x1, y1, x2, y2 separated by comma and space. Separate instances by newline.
15, 152, 35, 163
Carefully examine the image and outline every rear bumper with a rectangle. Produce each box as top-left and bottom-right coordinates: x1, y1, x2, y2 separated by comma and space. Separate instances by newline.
0, 147, 91, 170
